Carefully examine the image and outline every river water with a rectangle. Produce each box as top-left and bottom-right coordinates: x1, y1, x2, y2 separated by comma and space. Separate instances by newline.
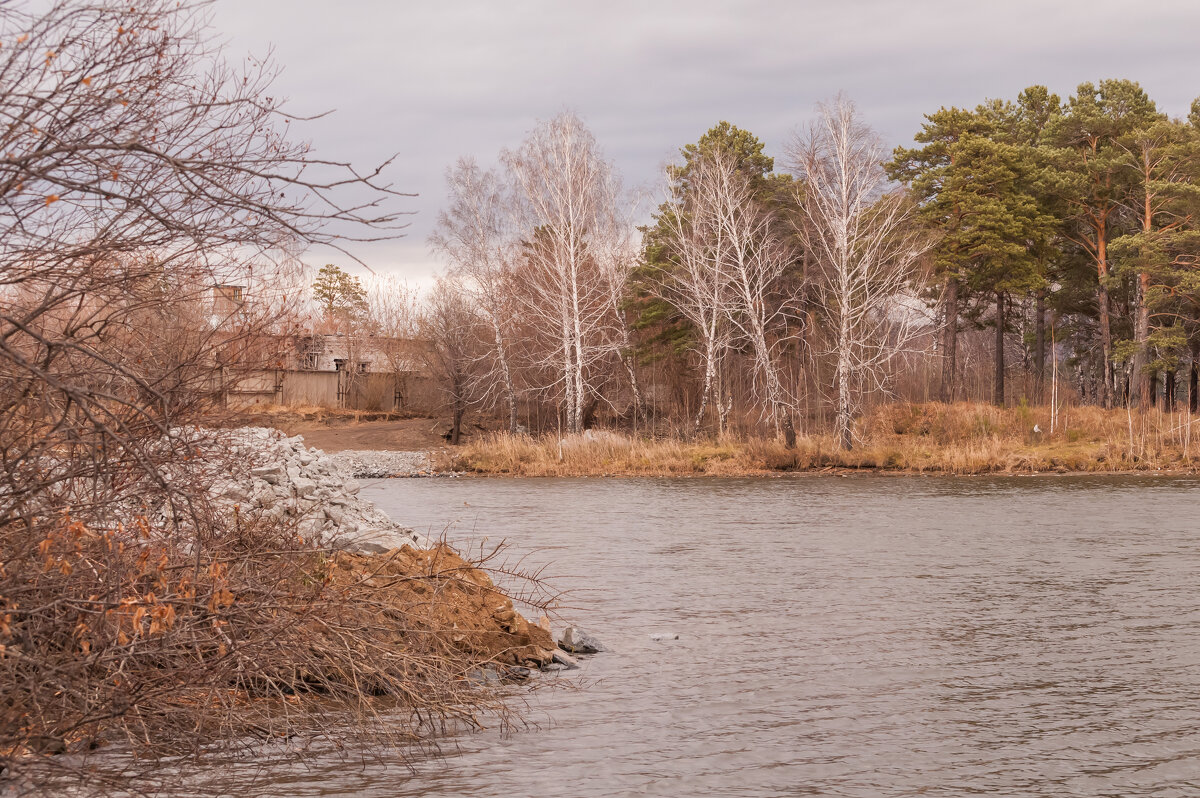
208, 475, 1200, 796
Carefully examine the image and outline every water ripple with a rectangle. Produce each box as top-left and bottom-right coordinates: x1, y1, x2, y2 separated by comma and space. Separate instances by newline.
190, 475, 1200, 797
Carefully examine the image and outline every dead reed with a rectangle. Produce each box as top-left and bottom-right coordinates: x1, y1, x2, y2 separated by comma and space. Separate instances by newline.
450, 403, 1200, 476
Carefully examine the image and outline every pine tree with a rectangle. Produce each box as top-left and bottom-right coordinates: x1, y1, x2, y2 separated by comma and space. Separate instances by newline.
1045, 79, 1161, 407
889, 99, 1054, 405
888, 106, 992, 401
1012, 86, 1066, 397
1111, 117, 1198, 406
1110, 113, 1200, 407
312, 264, 369, 328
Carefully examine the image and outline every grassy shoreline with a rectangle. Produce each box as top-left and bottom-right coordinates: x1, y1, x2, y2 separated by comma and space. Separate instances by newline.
445, 403, 1200, 478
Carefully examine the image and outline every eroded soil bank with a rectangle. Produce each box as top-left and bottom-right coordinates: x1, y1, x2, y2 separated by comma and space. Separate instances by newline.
1, 426, 562, 793
327, 543, 556, 670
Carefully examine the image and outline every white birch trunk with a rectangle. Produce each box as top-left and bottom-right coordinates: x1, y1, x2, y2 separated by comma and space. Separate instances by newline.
790, 96, 933, 451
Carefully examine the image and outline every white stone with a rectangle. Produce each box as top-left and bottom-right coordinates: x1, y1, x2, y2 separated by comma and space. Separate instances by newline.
152, 426, 433, 553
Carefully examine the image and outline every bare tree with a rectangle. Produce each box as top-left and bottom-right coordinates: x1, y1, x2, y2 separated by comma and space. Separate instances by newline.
418, 276, 481, 444
430, 158, 522, 431
593, 196, 650, 427
790, 97, 933, 449
703, 150, 799, 443
366, 273, 421, 406
648, 148, 800, 440
0, 2, 522, 787
502, 113, 623, 434
650, 176, 724, 433
366, 273, 420, 344
649, 162, 736, 435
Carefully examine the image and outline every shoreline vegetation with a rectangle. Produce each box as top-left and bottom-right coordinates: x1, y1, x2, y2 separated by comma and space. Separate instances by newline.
441, 403, 1200, 477
2, 426, 563, 791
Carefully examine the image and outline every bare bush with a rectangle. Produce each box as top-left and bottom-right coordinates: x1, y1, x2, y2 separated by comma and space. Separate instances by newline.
417, 276, 484, 444
0, 1, 555, 791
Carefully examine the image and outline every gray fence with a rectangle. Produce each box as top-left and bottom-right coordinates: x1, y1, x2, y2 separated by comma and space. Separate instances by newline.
228, 369, 441, 413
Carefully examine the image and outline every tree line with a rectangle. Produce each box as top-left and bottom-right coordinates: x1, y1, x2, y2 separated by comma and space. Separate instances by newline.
417, 98, 931, 449
890, 81, 1200, 413
336, 81, 1200, 449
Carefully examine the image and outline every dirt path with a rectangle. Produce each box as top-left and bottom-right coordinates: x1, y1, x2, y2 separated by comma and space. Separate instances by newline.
229, 412, 484, 454
281, 419, 449, 453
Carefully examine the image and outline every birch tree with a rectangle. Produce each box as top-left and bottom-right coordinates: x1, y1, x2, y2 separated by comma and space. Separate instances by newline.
646, 147, 797, 439
503, 113, 621, 434
646, 165, 735, 434
792, 97, 933, 449
701, 149, 798, 442
593, 202, 650, 426
430, 159, 521, 432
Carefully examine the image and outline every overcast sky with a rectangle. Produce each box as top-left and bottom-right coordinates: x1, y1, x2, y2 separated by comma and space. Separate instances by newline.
209, 0, 1200, 285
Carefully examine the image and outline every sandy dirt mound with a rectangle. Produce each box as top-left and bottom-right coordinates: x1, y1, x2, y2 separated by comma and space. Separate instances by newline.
328, 543, 555, 669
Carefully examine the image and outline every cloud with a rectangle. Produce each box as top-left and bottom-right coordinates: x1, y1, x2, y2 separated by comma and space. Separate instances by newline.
209, 0, 1200, 281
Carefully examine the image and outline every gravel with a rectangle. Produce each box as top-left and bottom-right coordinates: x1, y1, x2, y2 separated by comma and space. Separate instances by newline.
327, 449, 436, 479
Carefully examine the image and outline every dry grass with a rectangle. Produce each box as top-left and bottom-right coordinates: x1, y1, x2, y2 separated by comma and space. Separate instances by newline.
450, 403, 1200, 476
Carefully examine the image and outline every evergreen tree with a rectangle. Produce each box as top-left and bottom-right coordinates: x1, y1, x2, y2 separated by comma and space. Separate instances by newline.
1110, 113, 1200, 407
312, 264, 370, 329
890, 105, 994, 401
1045, 79, 1161, 407
1013, 86, 1067, 394
955, 135, 1055, 405
889, 98, 1054, 405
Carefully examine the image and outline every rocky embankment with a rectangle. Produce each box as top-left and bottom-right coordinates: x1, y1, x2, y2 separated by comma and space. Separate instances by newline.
209, 428, 599, 673
206, 427, 429, 553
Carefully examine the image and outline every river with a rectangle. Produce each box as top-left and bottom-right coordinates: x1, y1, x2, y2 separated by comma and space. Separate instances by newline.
205, 475, 1200, 796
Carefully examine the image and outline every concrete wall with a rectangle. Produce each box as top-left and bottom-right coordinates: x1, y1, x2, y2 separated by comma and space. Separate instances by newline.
224, 369, 279, 406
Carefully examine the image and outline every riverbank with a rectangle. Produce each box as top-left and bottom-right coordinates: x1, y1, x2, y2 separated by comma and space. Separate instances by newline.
233, 402, 1200, 477
449, 403, 1200, 477
1, 427, 562, 790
